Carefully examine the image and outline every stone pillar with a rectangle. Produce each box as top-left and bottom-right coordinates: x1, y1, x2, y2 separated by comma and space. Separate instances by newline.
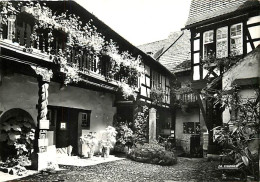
149, 108, 156, 143
31, 66, 53, 170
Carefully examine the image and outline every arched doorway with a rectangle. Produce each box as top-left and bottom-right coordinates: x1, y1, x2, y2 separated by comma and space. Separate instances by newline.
0, 108, 35, 162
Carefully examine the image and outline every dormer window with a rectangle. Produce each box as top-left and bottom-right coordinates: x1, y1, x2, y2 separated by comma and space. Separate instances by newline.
193, 22, 245, 81
203, 30, 214, 59
202, 23, 243, 60
230, 23, 243, 56
216, 27, 228, 58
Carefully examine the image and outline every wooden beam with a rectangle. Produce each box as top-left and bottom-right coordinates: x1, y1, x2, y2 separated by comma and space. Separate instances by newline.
246, 27, 255, 50
194, 91, 206, 120
193, 90, 214, 131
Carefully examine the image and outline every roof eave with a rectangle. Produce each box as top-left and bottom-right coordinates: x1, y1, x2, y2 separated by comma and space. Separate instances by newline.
184, 4, 260, 30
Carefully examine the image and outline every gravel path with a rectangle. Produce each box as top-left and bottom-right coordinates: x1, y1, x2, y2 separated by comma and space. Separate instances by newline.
12, 157, 222, 182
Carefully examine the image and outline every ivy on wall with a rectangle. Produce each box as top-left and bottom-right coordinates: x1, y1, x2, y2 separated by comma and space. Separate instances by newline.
0, 2, 144, 99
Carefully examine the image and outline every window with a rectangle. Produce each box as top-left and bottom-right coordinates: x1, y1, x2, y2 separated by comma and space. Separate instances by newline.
216, 27, 228, 58
183, 122, 200, 134
230, 23, 243, 56
202, 23, 243, 60
81, 112, 91, 129
203, 30, 214, 59
152, 71, 160, 88
165, 78, 170, 104
158, 74, 162, 88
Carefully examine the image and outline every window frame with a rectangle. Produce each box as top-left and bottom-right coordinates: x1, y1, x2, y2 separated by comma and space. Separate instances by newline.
203, 30, 214, 60
202, 23, 243, 60
216, 26, 228, 58
183, 122, 200, 134
195, 23, 244, 81
81, 112, 91, 129
230, 23, 243, 56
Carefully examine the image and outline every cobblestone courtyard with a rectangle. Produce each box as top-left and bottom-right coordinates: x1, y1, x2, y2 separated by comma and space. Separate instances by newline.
15, 157, 222, 182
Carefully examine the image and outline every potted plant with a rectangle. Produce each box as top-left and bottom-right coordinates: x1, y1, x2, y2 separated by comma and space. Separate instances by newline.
115, 122, 134, 154
80, 132, 98, 158
99, 126, 117, 158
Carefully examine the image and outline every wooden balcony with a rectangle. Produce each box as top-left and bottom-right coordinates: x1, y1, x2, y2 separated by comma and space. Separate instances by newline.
176, 92, 197, 103
0, 13, 115, 82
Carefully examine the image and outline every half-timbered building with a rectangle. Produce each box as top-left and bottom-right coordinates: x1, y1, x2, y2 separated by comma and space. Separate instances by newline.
139, 30, 204, 156
184, 0, 260, 155
0, 1, 173, 170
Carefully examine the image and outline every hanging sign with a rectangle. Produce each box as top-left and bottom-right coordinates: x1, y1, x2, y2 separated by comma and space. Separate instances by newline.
60, 122, 66, 130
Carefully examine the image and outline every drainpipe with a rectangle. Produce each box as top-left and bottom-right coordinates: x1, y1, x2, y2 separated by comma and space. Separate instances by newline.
155, 30, 184, 61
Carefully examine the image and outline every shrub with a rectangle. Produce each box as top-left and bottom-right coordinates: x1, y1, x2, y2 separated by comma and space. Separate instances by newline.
128, 141, 177, 166
114, 121, 134, 153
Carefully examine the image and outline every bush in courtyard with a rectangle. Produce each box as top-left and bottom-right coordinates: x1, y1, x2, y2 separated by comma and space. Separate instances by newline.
114, 121, 134, 153
128, 141, 177, 166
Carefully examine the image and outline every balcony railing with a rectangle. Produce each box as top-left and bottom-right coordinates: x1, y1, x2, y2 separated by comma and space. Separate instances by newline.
177, 92, 197, 103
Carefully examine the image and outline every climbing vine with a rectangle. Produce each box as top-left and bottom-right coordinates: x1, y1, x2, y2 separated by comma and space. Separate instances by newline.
201, 51, 242, 72
0, 2, 144, 99
150, 87, 165, 105
133, 105, 149, 144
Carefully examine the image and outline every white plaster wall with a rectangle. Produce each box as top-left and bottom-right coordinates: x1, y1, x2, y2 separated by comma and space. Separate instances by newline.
0, 73, 116, 132
222, 48, 259, 123
222, 50, 260, 90
175, 108, 200, 153
0, 74, 39, 123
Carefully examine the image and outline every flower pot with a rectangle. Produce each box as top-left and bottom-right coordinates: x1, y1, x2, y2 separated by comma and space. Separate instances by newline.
88, 152, 94, 158
67, 145, 73, 156
82, 144, 90, 157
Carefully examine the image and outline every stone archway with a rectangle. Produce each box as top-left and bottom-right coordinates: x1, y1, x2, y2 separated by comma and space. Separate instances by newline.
0, 108, 35, 161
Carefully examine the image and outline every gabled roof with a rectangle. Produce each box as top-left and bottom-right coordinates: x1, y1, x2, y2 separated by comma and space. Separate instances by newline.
138, 30, 191, 73
185, 0, 260, 28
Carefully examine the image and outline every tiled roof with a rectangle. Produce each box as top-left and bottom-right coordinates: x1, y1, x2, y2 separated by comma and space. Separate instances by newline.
138, 30, 191, 73
173, 59, 191, 73
185, 0, 260, 27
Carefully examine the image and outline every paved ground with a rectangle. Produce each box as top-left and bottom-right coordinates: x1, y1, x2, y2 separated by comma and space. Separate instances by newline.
10, 157, 222, 182
56, 155, 125, 166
